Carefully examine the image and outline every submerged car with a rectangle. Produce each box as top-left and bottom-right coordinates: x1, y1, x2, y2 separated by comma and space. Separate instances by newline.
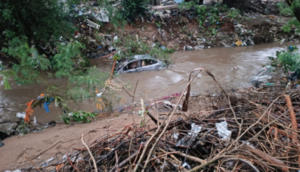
114, 54, 167, 74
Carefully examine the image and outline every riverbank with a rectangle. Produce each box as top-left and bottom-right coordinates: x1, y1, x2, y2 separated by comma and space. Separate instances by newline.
0, 113, 154, 171
4, 66, 300, 171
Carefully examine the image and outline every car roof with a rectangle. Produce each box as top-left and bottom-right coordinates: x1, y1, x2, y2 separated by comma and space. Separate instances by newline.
127, 54, 153, 61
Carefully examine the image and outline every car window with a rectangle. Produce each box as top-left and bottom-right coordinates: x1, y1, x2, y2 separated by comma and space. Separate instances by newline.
141, 59, 157, 67
123, 60, 141, 71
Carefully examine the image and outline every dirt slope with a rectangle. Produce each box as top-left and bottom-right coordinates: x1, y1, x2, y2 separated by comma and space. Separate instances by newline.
0, 114, 148, 171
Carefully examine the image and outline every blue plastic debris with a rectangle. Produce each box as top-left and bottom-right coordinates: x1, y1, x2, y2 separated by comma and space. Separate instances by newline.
97, 46, 102, 50
174, 0, 184, 4
43, 97, 54, 113
289, 46, 294, 52
217, 22, 219, 25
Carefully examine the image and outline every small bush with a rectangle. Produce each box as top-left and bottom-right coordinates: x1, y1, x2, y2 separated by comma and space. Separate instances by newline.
121, 0, 148, 22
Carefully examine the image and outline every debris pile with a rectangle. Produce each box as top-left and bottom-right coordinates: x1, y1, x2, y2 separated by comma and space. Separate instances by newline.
31, 68, 300, 171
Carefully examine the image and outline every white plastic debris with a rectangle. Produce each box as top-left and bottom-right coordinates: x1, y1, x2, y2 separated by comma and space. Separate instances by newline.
251, 65, 273, 84
157, 28, 165, 37
4, 170, 22, 172
68, 112, 73, 117
33, 116, 37, 126
186, 45, 193, 50
46, 157, 54, 163
163, 101, 182, 110
242, 140, 255, 148
97, 92, 103, 97
188, 123, 202, 137
215, 121, 232, 142
16, 112, 26, 119
94, 9, 109, 22
55, 99, 58, 107
182, 162, 191, 169
114, 36, 118, 41
280, 38, 285, 45
85, 19, 100, 29
173, 133, 179, 140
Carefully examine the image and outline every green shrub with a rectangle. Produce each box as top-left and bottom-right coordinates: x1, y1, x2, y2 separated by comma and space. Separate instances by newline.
121, 0, 148, 22
61, 111, 98, 124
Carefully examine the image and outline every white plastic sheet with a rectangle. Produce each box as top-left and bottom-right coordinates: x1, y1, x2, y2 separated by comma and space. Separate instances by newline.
215, 121, 232, 142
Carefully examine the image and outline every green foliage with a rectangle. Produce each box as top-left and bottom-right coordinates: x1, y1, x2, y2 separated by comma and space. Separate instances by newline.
0, 0, 75, 42
66, 68, 109, 101
2, 36, 51, 84
61, 111, 98, 124
178, 1, 196, 10
15, 120, 30, 135
112, 36, 171, 62
121, 0, 148, 21
282, 18, 300, 33
277, 1, 300, 33
0, 70, 17, 89
106, 6, 127, 29
278, 2, 293, 16
226, 8, 241, 18
268, 46, 300, 74
52, 41, 86, 78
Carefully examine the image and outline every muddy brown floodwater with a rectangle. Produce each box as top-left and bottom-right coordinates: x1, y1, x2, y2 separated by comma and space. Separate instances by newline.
93, 42, 299, 105
0, 42, 298, 126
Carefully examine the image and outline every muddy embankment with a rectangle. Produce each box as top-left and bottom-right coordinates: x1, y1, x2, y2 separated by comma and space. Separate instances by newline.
98, 10, 298, 51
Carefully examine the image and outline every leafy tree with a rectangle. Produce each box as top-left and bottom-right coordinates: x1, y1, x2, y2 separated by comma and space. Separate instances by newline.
0, 0, 112, 115
120, 0, 148, 22
0, 0, 75, 49
285, 0, 300, 23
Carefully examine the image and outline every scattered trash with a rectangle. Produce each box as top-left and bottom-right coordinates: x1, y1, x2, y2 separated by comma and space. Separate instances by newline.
216, 121, 232, 142
85, 19, 100, 29
16, 112, 26, 119
265, 82, 275, 86
0, 142, 4, 148
186, 45, 193, 50
163, 101, 182, 110
188, 123, 202, 137
252, 65, 273, 85
93, 9, 109, 22
182, 162, 191, 169
43, 97, 54, 113
280, 38, 285, 45
173, 133, 179, 139
33, 116, 37, 126
235, 40, 242, 46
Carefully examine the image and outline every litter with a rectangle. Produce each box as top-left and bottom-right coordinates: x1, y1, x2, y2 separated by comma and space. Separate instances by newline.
252, 65, 273, 84
43, 97, 54, 113
215, 121, 232, 142
33, 116, 37, 126
94, 9, 109, 22
235, 40, 242, 46
85, 19, 100, 29
182, 162, 191, 169
173, 133, 179, 139
188, 123, 202, 137
16, 112, 26, 119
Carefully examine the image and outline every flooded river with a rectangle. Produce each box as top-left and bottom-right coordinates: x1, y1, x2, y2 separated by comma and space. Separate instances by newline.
0, 43, 298, 126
